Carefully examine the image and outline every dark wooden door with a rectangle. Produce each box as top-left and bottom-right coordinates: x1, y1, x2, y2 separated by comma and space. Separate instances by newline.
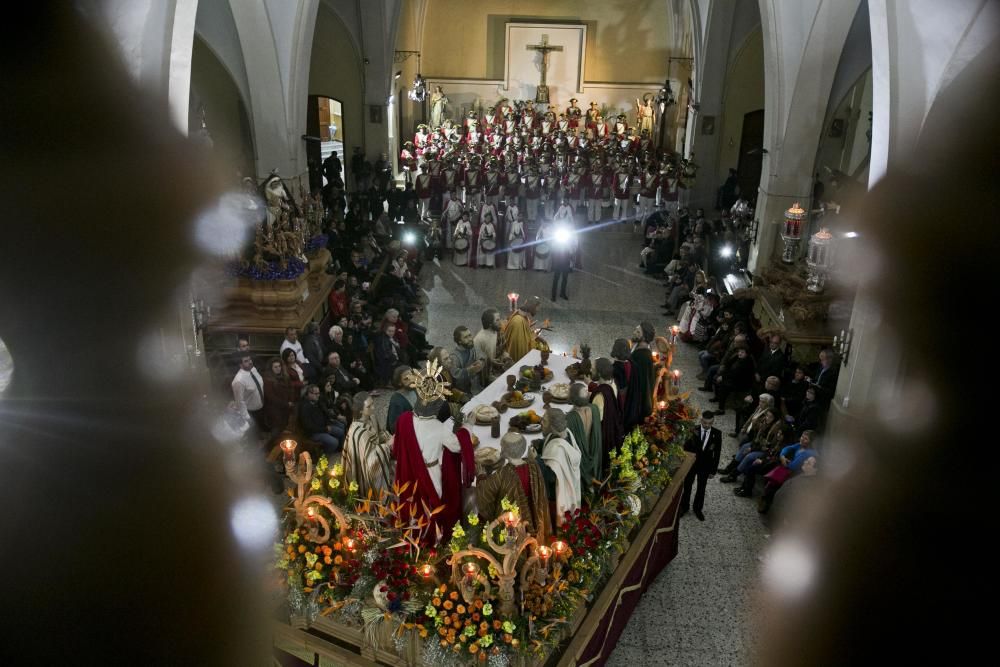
736, 109, 765, 203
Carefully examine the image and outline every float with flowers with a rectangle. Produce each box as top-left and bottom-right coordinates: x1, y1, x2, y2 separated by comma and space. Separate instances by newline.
272, 350, 696, 667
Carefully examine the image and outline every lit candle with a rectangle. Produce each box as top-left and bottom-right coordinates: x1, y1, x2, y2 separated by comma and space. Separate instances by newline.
420, 563, 434, 579
537, 545, 552, 561
651, 351, 660, 363
344, 538, 356, 552
502, 511, 518, 528
306, 506, 317, 521
552, 540, 567, 556
672, 369, 682, 386
463, 562, 479, 582
658, 400, 667, 411
507, 292, 519, 311
280, 439, 297, 463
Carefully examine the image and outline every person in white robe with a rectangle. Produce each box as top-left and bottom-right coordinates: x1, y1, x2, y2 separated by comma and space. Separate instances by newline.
506, 216, 527, 270
538, 408, 582, 525
452, 214, 473, 266
478, 215, 497, 267
533, 220, 552, 271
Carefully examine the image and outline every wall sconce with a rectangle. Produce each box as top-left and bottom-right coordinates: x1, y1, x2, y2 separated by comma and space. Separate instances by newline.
832, 328, 853, 366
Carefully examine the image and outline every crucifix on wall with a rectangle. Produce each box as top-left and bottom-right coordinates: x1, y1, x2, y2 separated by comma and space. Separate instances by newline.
526, 34, 563, 104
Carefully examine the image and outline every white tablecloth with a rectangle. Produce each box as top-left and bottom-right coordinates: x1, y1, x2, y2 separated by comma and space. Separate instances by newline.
461, 349, 580, 451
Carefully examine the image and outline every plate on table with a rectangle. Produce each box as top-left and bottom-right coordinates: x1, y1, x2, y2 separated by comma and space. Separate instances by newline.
472, 404, 500, 425
546, 382, 571, 403
520, 365, 554, 382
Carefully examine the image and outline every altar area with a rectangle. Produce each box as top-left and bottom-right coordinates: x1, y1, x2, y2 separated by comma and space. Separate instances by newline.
271, 346, 695, 667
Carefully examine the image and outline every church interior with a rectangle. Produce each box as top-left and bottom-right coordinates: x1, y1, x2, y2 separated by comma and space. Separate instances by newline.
0, 1, 996, 665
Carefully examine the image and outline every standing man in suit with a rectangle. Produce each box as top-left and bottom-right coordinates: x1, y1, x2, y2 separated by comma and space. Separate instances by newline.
681, 410, 723, 521
550, 226, 574, 301
807, 348, 839, 427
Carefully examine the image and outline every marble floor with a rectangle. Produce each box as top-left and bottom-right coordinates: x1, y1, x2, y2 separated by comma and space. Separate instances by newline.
408, 225, 770, 666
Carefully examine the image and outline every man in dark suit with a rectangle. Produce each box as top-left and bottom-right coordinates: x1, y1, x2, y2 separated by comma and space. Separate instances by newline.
807, 348, 839, 416
681, 410, 723, 521
756, 334, 789, 385
550, 226, 573, 301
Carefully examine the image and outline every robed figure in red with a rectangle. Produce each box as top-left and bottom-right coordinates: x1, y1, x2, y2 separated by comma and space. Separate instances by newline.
392, 360, 476, 544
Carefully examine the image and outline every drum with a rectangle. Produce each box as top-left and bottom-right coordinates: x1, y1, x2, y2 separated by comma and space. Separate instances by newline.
482, 238, 496, 251
454, 237, 469, 251
535, 242, 551, 257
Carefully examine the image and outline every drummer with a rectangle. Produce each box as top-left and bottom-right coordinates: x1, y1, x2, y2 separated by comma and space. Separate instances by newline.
453, 212, 473, 266
533, 218, 553, 272
478, 212, 498, 268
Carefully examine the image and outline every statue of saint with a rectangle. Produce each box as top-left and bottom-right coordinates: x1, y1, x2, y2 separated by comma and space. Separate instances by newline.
430, 86, 449, 129
392, 360, 477, 543
566, 382, 602, 489
636, 95, 655, 136
476, 432, 551, 542
535, 408, 582, 526
342, 392, 394, 497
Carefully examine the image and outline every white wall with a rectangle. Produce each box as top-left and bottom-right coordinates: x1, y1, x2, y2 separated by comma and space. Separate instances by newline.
195, 0, 252, 111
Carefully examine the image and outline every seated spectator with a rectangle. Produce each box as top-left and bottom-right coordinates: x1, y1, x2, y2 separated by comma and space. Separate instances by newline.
718, 408, 782, 484
732, 409, 790, 497
756, 430, 820, 512
730, 392, 777, 445
735, 375, 781, 435
319, 378, 350, 430
699, 330, 747, 390
327, 280, 349, 321
711, 346, 756, 415
756, 333, 789, 385
373, 321, 402, 388
767, 454, 819, 523
782, 365, 809, 417
297, 384, 346, 456
301, 321, 325, 371
281, 348, 305, 397
322, 351, 360, 394
280, 326, 317, 381
795, 386, 822, 436
262, 356, 296, 442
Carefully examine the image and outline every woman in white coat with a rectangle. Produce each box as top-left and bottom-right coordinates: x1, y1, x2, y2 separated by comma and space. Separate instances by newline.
533, 220, 552, 271
506, 214, 527, 270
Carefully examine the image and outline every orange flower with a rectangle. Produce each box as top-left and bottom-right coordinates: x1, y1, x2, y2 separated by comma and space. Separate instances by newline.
438, 627, 447, 637
479, 651, 487, 663
443, 600, 453, 611
503, 633, 512, 643
333, 542, 342, 551
321, 545, 332, 556
478, 627, 487, 637
323, 556, 332, 565
439, 584, 448, 594
474, 599, 484, 609
439, 639, 448, 648
297, 545, 307, 554
452, 618, 461, 629
334, 555, 343, 565
432, 597, 441, 607
471, 613, 480, 622
469, 644, 479, 654
419, 627, 428, 638
456, 605, 466, 615
480, 621, 489, 632
449, 591, 459, 601
493, 620, 502, 630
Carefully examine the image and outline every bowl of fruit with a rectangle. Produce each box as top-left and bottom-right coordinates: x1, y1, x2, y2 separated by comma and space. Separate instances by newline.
509, 409, 542, 432
520, 365, 554, 383
502, 390, 535, 409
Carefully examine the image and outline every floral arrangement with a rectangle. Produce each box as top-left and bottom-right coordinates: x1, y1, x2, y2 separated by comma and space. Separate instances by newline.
231, 256, 307, 281
275, 395, 695, 665
419, 584, 519, 661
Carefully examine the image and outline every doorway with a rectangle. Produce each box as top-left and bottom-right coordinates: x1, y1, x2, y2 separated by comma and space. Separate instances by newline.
736, 109, 764, 204
307, 95, 345, 191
